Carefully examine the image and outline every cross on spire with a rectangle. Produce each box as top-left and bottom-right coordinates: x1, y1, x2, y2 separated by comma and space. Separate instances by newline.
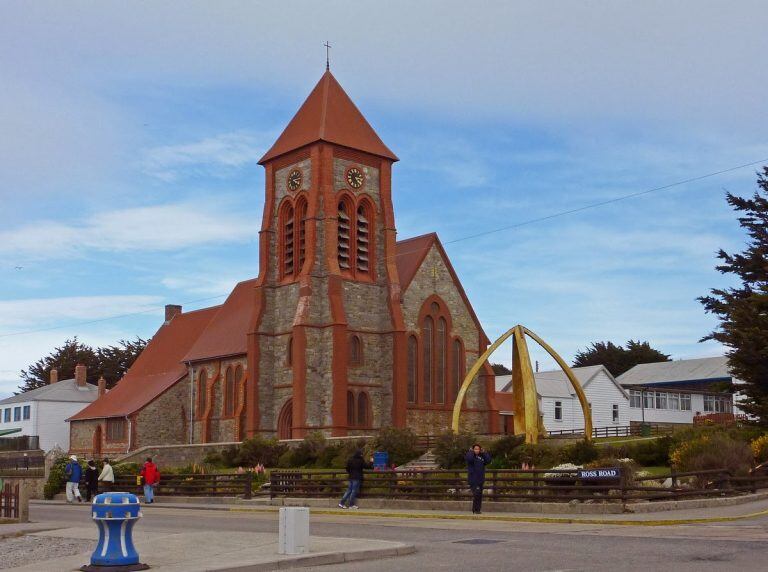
324, 41, 331, 70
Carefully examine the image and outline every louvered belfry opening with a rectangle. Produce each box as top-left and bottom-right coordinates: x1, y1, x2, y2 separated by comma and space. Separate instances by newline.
282, 203, 295, 277
337, 200, 352, 271
296, 198, 307, 272
356, 203, 370, 275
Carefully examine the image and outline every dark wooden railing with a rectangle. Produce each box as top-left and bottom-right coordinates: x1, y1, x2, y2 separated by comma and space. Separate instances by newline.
0, 482, 20, 518
0, 436, 40, 452
269, 468, 768, 504
546, 424, 672, 439
93, 473, 259, 499
693, 413, 749, 426
0, 452, 45, 476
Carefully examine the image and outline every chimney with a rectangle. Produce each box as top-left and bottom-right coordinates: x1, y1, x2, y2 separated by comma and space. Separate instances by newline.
49, 368, 58, 384
97, 376, 107, 397
75, 364, 87, 388
165, 304, 182, 324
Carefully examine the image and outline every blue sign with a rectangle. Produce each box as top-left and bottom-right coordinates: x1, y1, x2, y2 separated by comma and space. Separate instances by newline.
577, 468, 621, 480
373, 451, 389, 470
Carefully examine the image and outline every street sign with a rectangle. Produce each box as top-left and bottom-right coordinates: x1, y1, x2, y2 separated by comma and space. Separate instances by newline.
577, 468, 621, 479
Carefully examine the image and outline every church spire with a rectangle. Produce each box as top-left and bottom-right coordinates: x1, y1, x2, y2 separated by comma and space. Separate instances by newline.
258, 70, 398, 164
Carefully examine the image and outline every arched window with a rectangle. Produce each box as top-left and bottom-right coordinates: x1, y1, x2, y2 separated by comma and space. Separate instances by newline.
357, 393, 369, 427
422, 316, 433, 403
234, 365, 244, 410
349, 335, 363, 366
337, 199, 352, 271
356, 201, 372, 275
347, 390, 356, 426
286, 335, 293, 367
296, 197, 308, 273
452, 339, 464, 401
197, 369, 208, 417
407, 336, 418, 404
436, 318, 447, 404
280, 202, 295, 278
223, 367, 235, 416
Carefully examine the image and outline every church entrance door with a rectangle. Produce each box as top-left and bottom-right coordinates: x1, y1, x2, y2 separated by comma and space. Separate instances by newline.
278, 399, 293, 440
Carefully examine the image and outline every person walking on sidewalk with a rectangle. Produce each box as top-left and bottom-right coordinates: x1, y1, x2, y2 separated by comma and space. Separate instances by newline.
140, 457, 160, 504
64, 455, 83, 504
98, 458, 114, 492
338, 450, 373, 509
466, 444, 491, 514
84, 459, 99, 501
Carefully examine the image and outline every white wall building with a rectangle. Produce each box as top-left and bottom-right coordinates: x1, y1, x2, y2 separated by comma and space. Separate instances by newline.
0, 365, 101, 451
617, 356, 739, 425
496, 365, 630, 433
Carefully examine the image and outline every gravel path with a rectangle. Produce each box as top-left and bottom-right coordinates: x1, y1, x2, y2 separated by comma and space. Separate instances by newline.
0, 535, 95, 570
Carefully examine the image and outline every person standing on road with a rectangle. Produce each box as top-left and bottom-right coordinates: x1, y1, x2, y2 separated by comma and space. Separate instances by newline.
98, 458, 114, 492
466, 444, 491, 514
338, 450, 373, 510
84, 459, 99, 501
64, 455, 83, 504
140, 457, 160, 504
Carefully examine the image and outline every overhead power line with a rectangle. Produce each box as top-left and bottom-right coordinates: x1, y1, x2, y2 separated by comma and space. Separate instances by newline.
1, 157, 766, 339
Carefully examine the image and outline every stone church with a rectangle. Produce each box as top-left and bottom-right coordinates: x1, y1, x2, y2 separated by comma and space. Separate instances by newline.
70, 70, 499, 456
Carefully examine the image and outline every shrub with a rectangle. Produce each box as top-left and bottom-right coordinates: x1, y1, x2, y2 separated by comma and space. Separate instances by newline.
487, 435, 525, 468
561, 440, 599, 464
290, 432, 328, 467
434, 431, 478, 469
751, 434, 768, 464
233, 436, 287, 467
43, 457, 72, 500
373, 427, 421, 467
585, 457, 639, 485
602, 436, 673, 467
670, 433, 753, 476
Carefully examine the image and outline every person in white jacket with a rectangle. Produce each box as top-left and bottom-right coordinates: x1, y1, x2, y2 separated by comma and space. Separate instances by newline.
98, 458, 115, 492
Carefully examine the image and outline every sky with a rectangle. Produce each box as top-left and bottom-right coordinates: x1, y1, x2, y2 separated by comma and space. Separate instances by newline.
1, 1, 767, 398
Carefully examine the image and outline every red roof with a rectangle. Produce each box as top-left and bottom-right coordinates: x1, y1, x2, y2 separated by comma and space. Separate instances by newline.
184, 278, 259, 362
259, 70, 398, 164
69, 306, 219, 420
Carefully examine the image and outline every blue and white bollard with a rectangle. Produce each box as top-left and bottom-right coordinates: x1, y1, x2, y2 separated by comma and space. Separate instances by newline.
80, 492, 149, 571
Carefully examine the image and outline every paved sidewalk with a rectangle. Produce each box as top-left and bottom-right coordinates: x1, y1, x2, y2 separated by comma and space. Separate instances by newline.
3, 526, 415, 572
32, 496, 768, 525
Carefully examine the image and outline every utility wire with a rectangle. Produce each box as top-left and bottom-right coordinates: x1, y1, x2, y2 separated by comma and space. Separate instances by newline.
1, 157, 766, 339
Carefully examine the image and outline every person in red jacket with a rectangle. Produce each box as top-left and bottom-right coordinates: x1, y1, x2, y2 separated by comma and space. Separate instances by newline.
140, 457, 160, 504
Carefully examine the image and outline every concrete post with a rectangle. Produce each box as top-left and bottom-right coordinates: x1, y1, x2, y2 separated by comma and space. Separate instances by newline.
278, 507, 309, 555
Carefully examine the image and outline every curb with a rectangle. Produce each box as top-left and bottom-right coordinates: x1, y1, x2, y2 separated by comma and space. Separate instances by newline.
189, 545, 416, 572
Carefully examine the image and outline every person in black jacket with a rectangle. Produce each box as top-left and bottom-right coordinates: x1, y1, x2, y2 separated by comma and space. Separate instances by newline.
466, 444, 491, 514
338, 450, 373, 509
84, 459, 99, 502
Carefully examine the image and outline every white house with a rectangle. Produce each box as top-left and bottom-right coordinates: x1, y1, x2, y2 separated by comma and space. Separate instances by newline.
617, 356, 740, 425
0, 365, 102, 451
495, 365, 630, 434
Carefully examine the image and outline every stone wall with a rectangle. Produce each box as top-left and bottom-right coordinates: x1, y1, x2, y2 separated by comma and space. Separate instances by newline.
136, 375, 190, 448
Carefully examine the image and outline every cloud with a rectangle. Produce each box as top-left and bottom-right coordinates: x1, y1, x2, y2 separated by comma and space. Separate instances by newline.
0, 201, 257, 261
141, 131, 276, 181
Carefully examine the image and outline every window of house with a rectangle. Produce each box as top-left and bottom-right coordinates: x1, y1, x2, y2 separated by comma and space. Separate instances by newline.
357, 393, 369, 427
349, 335, 363, 366
347, 391, 355, 426
280, 202, 295, 277
643, 391, 655, 409
554, 401, 562, 421
223, 367, 235, 417
452, 339, 464, 402
407, 336, 418, 404
704, 395, 714, 412
668, 393, 680, 410
3, 408, 9, 422
629, 390, 642, 408
286, 336, 293, 367
680, 394, 692, 411
422, 316, 433, 403
612, 404, 619, 422
197, 370, 208, 417
106, 418, 126, 441
13, 407, 21, 422
22, 405, 30, 420
655, 392, 668, 410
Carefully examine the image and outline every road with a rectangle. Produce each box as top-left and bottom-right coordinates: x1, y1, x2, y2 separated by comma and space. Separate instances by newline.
29, 503, 768, 572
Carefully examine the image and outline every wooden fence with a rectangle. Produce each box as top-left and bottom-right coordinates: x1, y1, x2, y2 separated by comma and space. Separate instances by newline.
546, 424, 672, 439
269, 468, 768, 504
0, 453, 45, 476
0, 436, 39, 452
90, 473, 258, 499
0, 482, 20, 519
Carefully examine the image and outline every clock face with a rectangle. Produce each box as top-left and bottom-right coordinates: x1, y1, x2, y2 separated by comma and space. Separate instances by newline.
346, 167, 364, 189
287, 169, 302, 192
